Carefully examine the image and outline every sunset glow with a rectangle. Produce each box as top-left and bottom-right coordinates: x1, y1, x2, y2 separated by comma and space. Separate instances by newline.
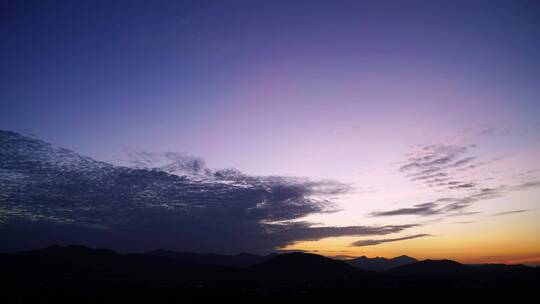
1, 0, 540, 266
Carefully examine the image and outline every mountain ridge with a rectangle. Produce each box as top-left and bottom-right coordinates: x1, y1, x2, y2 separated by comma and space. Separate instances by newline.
346, 254, 418, 271
145, 249, 277, 267
387, 259, 473, 276
3, 245, 539, 302
6, 245, 535, 271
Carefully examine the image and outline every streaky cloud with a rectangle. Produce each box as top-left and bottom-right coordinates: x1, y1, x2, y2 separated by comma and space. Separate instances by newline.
350, 234, 430, 247
369, 182, 540, 218
491, 210, 530, 217
399, 143, 491, 191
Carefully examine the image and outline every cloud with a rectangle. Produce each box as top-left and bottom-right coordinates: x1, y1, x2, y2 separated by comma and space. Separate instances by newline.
370, 202, 441, 216
120, 150, 212, 177
491, 210, 530, 217
451, 157, 476, 167
350, 234, 430, 247
445, 211, 481, 217
447, 182, 476, 189
0, 130, 417, 253
399, 143, 486, 191
368, 195, 482, 217
369, 182, 539, 219
510, 181, 540, 191
268, 222, 419, 242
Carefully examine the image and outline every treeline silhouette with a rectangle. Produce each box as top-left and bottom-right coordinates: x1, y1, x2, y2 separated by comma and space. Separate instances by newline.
1, 245, 538, 303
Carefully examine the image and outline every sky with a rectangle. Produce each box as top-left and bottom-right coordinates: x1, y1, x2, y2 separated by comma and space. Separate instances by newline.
1, 0, 540, 264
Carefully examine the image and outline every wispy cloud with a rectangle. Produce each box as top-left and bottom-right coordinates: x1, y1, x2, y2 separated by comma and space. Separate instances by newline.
350, 234, 430, 247
491, 209, 530, 217
378, 138, 540, 221
270, 222, 419, 243
370, 202, 441, 216
370, 182, 540, 218
399, 143, 481, 191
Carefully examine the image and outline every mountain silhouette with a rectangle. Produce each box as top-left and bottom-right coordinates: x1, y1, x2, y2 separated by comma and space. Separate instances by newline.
387, 259, 472, 276
347, 255, 417, 271
251, 252, 369, 279
146, 249, 276, 267
19, 245, 123, 268
1, 245, 539, 302
470, 263, 530, 272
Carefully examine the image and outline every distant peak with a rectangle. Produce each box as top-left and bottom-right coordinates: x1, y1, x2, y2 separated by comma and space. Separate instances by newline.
392, 255, 417, 261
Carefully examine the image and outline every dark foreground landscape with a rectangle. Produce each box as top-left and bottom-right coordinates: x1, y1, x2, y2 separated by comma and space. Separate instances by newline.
2, 245, 539, 303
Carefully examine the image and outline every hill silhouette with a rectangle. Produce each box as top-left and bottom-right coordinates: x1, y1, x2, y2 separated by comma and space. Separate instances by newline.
347, 255, 417, 271
251, 252, 369, 279
146, 249, 276, 267
387, 259, 472, 276
1, 245, 539, 302
470, 263, 530, 272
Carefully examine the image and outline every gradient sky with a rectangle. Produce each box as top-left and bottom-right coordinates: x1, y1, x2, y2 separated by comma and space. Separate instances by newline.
1, 0, 540, 264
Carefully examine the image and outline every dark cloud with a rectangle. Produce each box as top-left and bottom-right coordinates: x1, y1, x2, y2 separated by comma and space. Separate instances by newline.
445, 211, 481, 217
491, 210, 530, 217
450, 157, 476, 167
447, 182, 476, 189
370, 182, 539, 219
370, 202, 441, 216
369, 197, 478, 217
350, 234, 430, 247
399, 143, 485, 191
372, 191, 488, 218
510, 181, 540, 191
0, 130, 415, 253
268, 222, 419, 242
513, 168, 540, 178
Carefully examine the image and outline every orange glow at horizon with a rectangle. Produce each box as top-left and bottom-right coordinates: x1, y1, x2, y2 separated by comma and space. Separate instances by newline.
280, 210, 540, 265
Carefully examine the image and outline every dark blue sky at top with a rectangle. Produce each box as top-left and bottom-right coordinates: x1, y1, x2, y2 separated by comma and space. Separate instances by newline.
1, 0, 539, 167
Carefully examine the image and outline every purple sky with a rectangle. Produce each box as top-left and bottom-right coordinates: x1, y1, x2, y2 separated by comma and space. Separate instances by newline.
1, 0, 540, 262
